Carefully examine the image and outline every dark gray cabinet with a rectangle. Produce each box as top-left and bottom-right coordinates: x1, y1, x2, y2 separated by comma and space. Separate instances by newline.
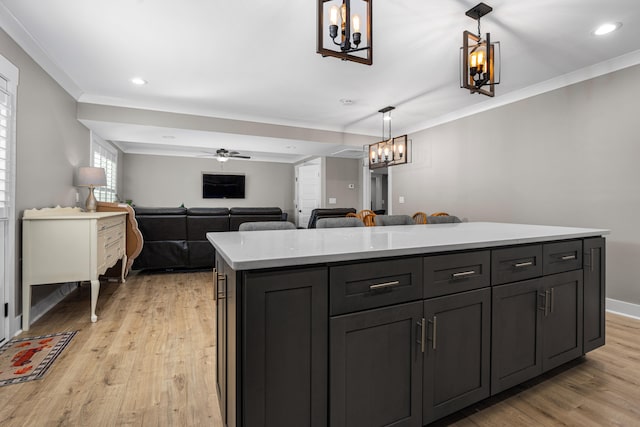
214, 236, 605, 426
422, 288, 491, 424
215, 257, 227, 425
584, 237, 606, 352
330, 301, 423, 427
491, 270, 583, 395
243, 267, 328, 427
215, 255, 239, 427
542, 270, 583, 371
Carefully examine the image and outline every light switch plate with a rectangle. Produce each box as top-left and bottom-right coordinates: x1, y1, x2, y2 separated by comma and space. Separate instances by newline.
329, 197, 337, 204
399, 196, 405, 204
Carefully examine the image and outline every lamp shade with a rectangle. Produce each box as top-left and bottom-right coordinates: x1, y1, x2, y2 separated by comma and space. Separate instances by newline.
76, 167, 107, 187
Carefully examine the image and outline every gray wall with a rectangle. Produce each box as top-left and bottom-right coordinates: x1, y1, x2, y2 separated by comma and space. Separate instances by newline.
393, 64, 640, 305
123, 153, 295, 217
0, 28, 90, 322
325, 157, 360, 209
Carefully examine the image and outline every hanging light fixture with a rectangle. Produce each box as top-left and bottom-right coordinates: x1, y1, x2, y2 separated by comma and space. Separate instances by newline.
460, 2, 500, 97
317, 0, 373, 65
369, 106, 408, 170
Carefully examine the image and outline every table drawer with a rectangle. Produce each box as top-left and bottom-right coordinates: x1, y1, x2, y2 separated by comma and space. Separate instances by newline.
98, 215, 124, 232
424, 250, 490, 298
492, 245, 543, 285
543, 240, 582, 275
330, 257, 422, 316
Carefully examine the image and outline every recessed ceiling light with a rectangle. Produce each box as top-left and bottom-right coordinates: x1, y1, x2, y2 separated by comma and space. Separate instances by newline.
593, 22, 622, 36
162, 135, 175, 139
130, 77, 147, 85
339, 98, 354, 106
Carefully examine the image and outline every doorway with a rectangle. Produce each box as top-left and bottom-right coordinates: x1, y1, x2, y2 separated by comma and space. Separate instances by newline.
370, 167, 389, 214
295, 161, 321, 228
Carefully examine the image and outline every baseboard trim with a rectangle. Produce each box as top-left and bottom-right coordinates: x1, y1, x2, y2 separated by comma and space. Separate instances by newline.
28, 282, 79, 327
606, 298, 640, 320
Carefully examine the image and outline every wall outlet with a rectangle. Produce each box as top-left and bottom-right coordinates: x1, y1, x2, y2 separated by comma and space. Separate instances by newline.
329, 197, 337, 204
348, 183, 355, 189
75, 191, 80, 203
399, 196, 405, 204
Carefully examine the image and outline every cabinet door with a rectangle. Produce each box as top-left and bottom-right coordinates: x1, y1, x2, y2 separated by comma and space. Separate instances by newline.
491, 278, 544, 395
215, 257, 227, 425
244, 267, 328, 427
331, 301, 423, 427
542, 270, 583, 372
423, 288, 491, 425
583, 237, 606, 353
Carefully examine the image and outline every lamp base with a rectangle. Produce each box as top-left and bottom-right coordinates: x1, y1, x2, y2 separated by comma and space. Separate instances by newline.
85, 185, 98, 212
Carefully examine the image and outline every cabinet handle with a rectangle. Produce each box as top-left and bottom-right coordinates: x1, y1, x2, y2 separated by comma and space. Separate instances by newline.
451, 270, 475, 278
538, 292, 548, 315
550, 288, 555, 314
417, 318, 426, 353
514, 261, 533, 268
427, 316, 437, 350
217, 272, 227, 300
369, 280, 400, 290
561, 254, 576, 260
213, 268, 217, 301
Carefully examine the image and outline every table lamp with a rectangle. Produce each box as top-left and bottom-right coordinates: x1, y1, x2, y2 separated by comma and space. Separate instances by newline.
76, 167, 107, 212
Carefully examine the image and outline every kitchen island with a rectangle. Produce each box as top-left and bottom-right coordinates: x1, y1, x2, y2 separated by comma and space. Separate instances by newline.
207, 222, 608, 427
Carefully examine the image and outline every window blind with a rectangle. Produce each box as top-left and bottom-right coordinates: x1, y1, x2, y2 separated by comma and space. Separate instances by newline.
91, 135, 118, 203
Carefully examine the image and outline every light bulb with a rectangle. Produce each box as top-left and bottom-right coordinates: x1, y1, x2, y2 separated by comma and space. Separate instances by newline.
330, 6, 338, 25
470, 52, 477, 68
398, 145, 403, 154
341, 3, 347, 24
477, 51, 485, 66
353, 14, 361, 33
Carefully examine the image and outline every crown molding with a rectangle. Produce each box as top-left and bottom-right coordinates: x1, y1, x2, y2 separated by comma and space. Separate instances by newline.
0, 3, 83, 99
405, 49, 640, 136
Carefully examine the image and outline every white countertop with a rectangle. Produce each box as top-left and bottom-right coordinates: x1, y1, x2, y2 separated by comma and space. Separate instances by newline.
207, 222, 609, 271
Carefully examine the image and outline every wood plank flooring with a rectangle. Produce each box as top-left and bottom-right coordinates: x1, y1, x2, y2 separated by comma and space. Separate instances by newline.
1, 271, 639, 426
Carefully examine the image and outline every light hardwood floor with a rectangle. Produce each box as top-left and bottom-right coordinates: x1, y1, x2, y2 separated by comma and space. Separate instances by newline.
1, 271, 639, 426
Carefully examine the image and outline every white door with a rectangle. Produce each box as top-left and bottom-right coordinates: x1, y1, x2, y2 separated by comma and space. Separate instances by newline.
296, 164, 321, 228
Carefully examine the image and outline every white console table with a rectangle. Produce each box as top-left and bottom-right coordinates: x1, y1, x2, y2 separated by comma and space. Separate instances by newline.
22, 207, 127, 331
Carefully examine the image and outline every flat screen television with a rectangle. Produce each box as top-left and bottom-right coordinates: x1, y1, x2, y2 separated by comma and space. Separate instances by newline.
202, 173, 246, 199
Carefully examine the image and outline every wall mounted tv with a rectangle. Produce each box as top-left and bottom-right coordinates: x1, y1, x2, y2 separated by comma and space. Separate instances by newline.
202, 174, 246, 199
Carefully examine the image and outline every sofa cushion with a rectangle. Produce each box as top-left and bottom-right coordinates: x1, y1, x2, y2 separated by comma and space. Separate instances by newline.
134, 207, 187, 215
229, 207, 282, 215
187, 215, 230, 240
132, 240, 188, 270
187, 207, 230, 216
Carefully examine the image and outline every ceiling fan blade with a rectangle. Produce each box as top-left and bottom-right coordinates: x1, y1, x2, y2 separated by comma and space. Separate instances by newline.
231, 155, 251, 159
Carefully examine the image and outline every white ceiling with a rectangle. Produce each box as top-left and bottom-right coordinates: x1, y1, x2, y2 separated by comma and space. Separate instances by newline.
1, 0, 639, 163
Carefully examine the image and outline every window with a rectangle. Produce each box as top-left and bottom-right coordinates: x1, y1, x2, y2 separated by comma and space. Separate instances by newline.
91, 133, 118, 202
0, 81, 8, 218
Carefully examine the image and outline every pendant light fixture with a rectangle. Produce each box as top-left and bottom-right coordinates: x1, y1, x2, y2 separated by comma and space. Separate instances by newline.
460, 2, 500, 97
369, 106, 408, 169
317, 0, 373, 65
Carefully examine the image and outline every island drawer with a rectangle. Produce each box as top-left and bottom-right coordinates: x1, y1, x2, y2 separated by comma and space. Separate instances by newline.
492, 244, 543, 285
423, 250, 490, 298
543, 240, 583, 275
330, 257, 423, 316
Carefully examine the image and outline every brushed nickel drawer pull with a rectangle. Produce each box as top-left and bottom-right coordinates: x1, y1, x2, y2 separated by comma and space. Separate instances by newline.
561, 255, 576, 260
514, 261, 533, 268
417, 318, 426, 353
452, 270, 475, 278
432, 316, 437, 350
369, 280, 400, 290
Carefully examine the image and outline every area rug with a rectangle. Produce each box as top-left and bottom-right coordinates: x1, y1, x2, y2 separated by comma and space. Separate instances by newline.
0, 331, 77, 387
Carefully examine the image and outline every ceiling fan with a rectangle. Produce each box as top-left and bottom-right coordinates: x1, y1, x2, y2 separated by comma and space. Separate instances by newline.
202, 148, 251, 162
